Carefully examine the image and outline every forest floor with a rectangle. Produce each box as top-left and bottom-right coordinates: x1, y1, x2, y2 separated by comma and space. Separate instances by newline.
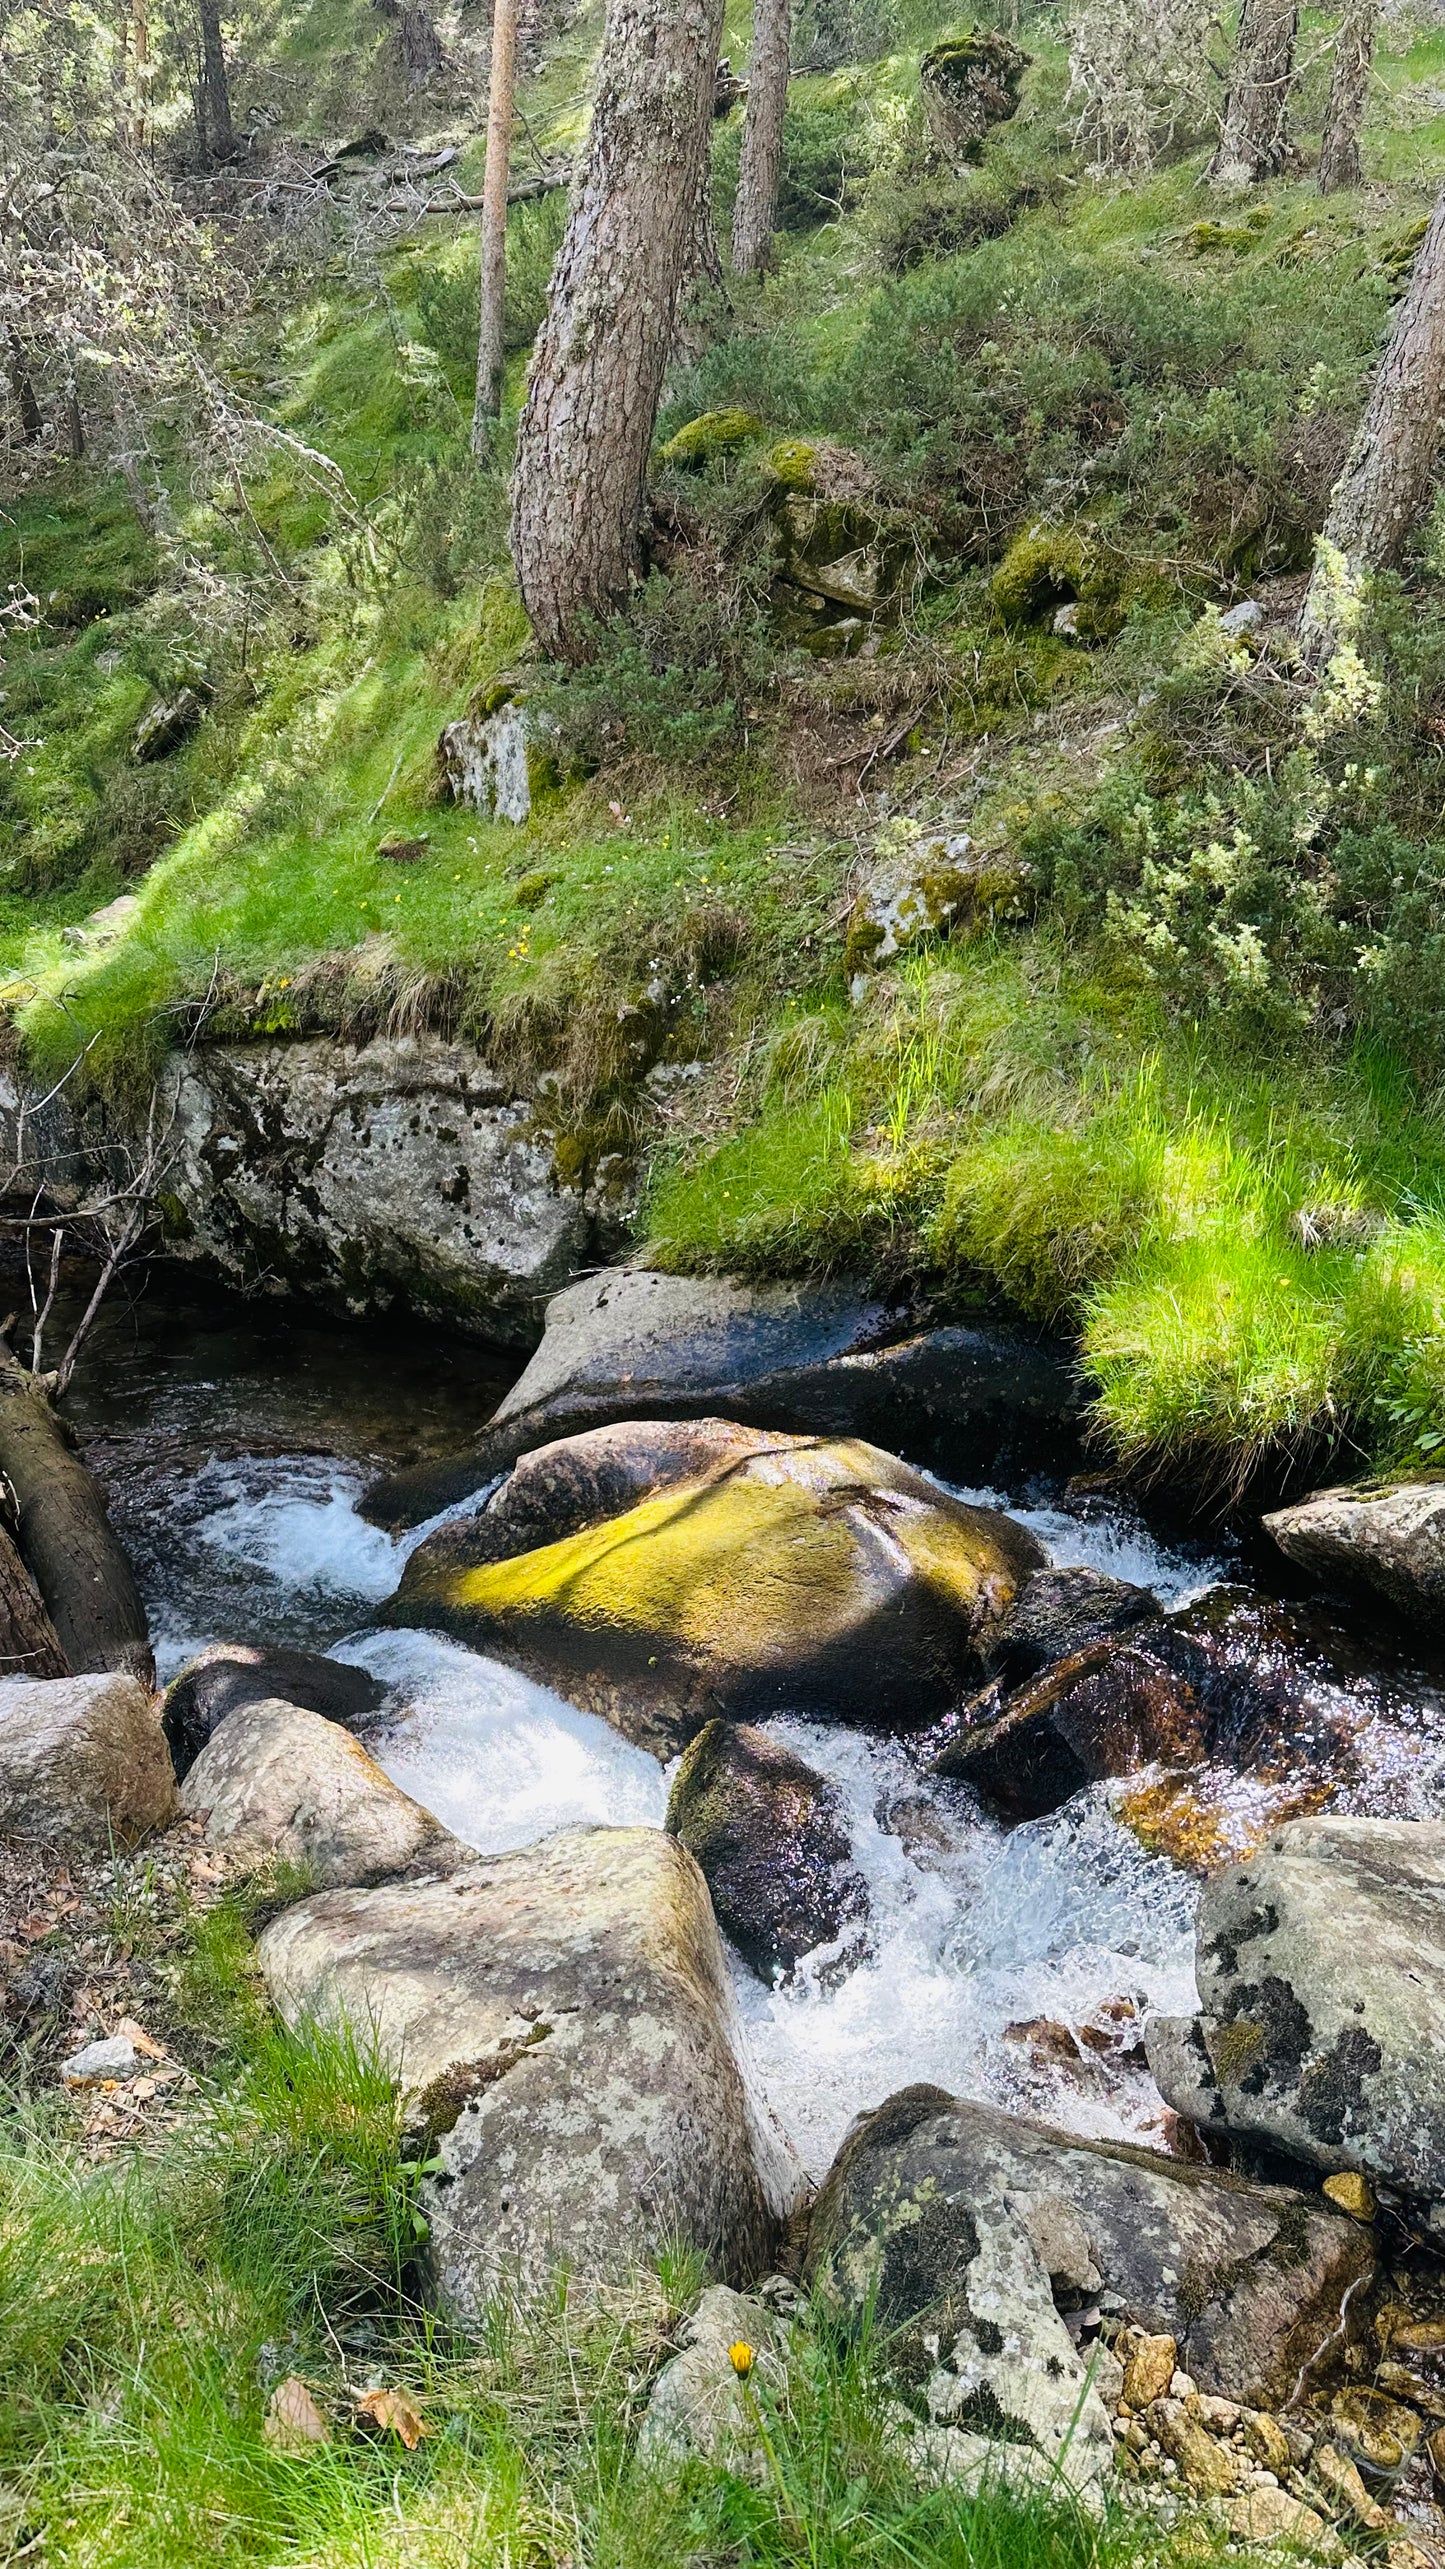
8, 3, 1445, 1498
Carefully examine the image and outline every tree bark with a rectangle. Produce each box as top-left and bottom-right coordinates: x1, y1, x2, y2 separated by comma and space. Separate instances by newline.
0, 1519, 69, 1679
472, 0, 519, 445
509, 0, 727, 660
732, 0, 790, 275
7, 337, 43, 444
1300, 183, 1445, 663
1318, 0, 1377, 193
1207, 0, 1299, 188
197, 0, 234, 162
0, 1350, 153, 1683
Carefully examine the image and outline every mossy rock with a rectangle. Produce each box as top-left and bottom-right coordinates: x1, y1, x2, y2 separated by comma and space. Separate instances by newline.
1381, 214, 1431, 282
919, 30, 1030, 165
991, 525, 1128, 643
659, 409, 766, 469
380, 1422, 1044, 1756
1183, 206, 1272, 258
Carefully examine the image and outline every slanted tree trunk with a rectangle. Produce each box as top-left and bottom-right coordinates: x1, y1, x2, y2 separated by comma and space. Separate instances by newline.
1300, 183, 1445, 664
1318, 0, 1377, 193
732, 0, 791, 274
510, 0, 727, 660
197, 0, 235, 160
471, 0, 519, 446
0, 1519, 68, 1679
0, 1349, 153, 1682
1207, 0, 1299, 188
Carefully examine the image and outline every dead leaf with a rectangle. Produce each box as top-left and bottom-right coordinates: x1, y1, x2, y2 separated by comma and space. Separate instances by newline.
355, 2386, 428, 2448
263, 2376, 330, 2451
114, 2015, 169, 2061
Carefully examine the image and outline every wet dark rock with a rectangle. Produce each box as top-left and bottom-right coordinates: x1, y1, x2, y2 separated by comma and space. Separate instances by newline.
667, 1719, 868, 1983
804, 2084, 1375, 2409
132, 687, 203, 762
379, 1421, 1044, 1758
362, 1266, 1080, 1527
1147, 1815, 1445, 2214
935, 1586, 1402, 1864
933, 1638, 1205, 1820
162, 1643, 387, 1781
988, 1564, 1161, 1683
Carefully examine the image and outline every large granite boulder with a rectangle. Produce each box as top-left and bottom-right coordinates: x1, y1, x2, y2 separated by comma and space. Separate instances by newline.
1146, 1816, 1445, 2217
804, 2086, 1374, 2412
179, 1698, 466, 1888
0, 1671, 175, 1845
378, 1421, 1044, 1756
1265, 1481, 1445, 1631
363, 1265, 1080, 1526
667, 1718, 868, 1983
158, 1033, 589, 1343
162, 1642, 388, 1781
257, 1826, 801, 2314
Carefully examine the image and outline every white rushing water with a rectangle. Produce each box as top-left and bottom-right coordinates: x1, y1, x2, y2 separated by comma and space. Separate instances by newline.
155, 1446, 1215, 2170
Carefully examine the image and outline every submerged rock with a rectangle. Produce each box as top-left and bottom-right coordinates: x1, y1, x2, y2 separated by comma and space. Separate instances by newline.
162, 1643, 388, 1781
179, 1697, 466, 1888
0, 1671, 175, 1845
934, 1638, 1204, 1820
258, 1826, 800, 2314
379, 1422, 1044, 1756
988, 1564, 1161, 1683
362, 1265, 1079, 1527
667, 1718, 868, 1982
1147, 1815, 1445, 2213
1265, 1481, 1445, 1631
804, 2085, 1373, 2411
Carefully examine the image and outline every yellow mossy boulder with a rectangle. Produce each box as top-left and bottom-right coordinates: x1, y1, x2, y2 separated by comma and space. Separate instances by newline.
380, 1420, 1044, 1755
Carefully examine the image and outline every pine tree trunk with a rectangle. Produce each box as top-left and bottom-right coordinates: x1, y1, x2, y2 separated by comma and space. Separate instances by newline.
1207, 0, 1299, 188
1300, 183, 1445, 663
732, 0, 790, 275
198, 0, 234, 162
510, 0, 727, 660
1318, 0, 1377, 194
472, 0, 519, 445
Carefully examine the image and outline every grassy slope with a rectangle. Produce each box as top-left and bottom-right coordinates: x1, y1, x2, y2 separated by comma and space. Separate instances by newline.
7, 5, 1445, 1488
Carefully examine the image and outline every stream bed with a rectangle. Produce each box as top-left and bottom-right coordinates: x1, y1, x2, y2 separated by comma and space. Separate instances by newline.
60, 1268, 1445, 2180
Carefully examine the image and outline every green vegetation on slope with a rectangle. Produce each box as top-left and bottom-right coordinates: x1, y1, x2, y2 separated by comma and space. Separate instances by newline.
9, 1, 1445, 1488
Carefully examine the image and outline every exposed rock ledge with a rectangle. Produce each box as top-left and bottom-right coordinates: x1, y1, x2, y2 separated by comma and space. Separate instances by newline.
0, 1032, 593, 1345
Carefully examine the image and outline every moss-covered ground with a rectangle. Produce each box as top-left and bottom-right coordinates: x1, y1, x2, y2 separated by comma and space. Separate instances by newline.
8, 1, 1445, 1491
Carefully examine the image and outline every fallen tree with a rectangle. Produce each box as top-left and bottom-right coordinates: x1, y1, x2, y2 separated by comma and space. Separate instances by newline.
0, 1347, 151, 1681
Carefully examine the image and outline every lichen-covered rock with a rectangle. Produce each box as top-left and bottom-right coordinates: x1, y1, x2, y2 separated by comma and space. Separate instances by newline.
179, 1698, 466, 1887
162, 1642, 388, 1781
158, 1032, 589, 1342
132, 686, 202, 762
1264, 1482, 1445, 1631
1146, 1816, 1445, 2214
363, 1263, 1079, 1526
658, 409, 765, 469
638, 2285, 788, 2466
844, 830, 1030, 990
257, 1826, 801, 2314
439, 688, 553, 825
0, 1671, 175, 1845
992, 524, 1127, 642
380, 1423, 1044, 1756
667, 1718, 867, 1982
804, 2086, 1374, 2409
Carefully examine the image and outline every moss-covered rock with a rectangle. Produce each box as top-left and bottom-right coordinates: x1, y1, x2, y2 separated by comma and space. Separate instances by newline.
844, 829, 1031, 983
668, 1717, 868, 1982
991, 525, 1128, 643
919, 31, 1029, 167
380, 1420, 1044, 1755
658, 409, 766, 469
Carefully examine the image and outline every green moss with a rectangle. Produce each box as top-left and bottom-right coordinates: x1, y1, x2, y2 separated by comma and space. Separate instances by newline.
658, 408, 766, 468
990, 527, 1130, 642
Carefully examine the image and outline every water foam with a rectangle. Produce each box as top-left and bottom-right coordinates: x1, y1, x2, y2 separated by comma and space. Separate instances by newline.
338, 1628, 670, 1852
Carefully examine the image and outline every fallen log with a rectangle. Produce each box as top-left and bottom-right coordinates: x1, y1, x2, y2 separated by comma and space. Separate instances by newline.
0, 1516, 68, 1678
0, 1348, 152, 1684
